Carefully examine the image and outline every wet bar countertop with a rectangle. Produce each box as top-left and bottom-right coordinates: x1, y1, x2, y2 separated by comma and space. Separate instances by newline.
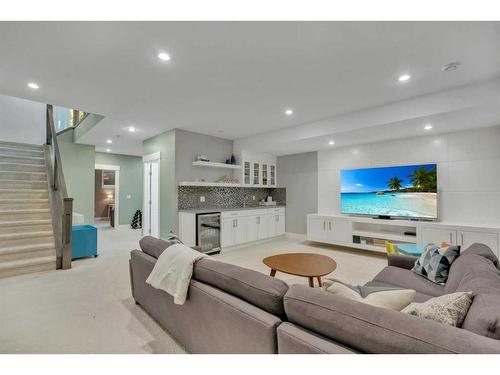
178, 204, 286, 214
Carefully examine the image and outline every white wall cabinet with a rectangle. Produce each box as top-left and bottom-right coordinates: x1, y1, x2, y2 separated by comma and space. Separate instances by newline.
239, 151, 277, 187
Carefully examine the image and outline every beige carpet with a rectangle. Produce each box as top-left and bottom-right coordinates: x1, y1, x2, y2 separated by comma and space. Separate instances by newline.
0, 227, 386, 353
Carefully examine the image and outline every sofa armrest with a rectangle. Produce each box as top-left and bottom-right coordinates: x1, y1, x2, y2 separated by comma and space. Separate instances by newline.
387, 254, 417, 269
284, 285, 500, 354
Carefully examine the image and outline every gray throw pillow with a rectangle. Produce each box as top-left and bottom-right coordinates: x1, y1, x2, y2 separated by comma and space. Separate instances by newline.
412, 243, 460, 285
139, 236, 178, 259
402, 291, 473, 327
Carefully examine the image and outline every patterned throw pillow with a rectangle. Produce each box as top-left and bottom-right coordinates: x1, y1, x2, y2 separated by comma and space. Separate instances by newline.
412, 244, 460, 284
402, 291, 473, 327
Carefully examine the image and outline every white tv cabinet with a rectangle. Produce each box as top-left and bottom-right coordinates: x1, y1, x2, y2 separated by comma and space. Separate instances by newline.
307, 214, 500, 257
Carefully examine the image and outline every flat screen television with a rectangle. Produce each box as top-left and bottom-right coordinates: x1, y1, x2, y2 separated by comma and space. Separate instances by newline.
340, 164, 438, 220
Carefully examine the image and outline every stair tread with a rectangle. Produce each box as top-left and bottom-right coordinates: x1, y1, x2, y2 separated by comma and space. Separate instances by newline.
0, 242, 55, 254
0, 161, 45, 167
0, 219, 52, 226
0, 179, 47, 183
0, 145, 43, 152
0, 230, 54, 239
0, 153, 44, 160
0, 256, 56, 270
0, 198, 48, 202
0, 188, 48, 192
0, 141, 43, 150
0, 170, 47, 175
0, 208, 50, 213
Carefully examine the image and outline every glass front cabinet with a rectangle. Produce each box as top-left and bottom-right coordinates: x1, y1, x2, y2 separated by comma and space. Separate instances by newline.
240, 153, 277, 187
243, 161, 251, 185
261, 163, 268, 186
252, 162, 260, 186
270, 164, 276, 187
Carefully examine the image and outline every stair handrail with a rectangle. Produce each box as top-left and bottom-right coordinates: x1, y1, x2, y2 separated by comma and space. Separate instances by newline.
45, 104, 73, 270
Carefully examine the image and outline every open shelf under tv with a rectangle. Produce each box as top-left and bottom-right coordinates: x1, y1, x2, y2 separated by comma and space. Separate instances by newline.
351, 220, 417, 250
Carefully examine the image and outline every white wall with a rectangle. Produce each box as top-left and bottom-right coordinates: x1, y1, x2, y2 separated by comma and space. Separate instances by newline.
318, 125, 500, 226
0, 95, 46, 145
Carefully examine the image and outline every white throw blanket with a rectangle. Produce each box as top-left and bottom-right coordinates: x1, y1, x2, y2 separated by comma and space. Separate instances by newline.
146, 243, 209, 305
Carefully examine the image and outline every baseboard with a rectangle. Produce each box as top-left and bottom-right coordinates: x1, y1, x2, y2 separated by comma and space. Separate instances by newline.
284, 232, 307, 240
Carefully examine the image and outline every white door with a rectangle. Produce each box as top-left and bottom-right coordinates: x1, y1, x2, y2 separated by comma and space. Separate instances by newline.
459, 230, 499, 256
276, 214, 285, 235
308, 217, 328, 242
246, 215, 258, 242
327, 219, 350, 243
220, 218, 234, 247
143, 159, 160, 238
257, 215, 267, 239
421, 227, 458, 246
234, 218, 247, 245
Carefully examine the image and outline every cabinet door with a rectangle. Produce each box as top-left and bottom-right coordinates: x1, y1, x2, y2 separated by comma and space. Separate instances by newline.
252, 162, 260, 186
265, 214, 276, 237
270, 164, 276, 187
307, 217, 328, 242
261, 163, 268, 186
276, 214, 285, 236
246, 215, 258, 243
326, 219, 350, 243
257, 215, 267, 239
242, 160, 252, 186
234, 218, 247, 245
460, 230, 499, 256
220, 218, 234, 247
421, 227, 458, 246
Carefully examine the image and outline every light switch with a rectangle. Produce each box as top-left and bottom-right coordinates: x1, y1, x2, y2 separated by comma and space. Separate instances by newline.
200, 196, 205, 202
126, 194, 131, 199
252, 195, 255, 200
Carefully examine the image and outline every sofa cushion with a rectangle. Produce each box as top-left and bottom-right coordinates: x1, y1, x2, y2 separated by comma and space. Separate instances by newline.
412, 244, 460, 285
402, 291, 473, 327
139, 236, 178, 259
445, 254, 500, 295
460, 243, 499, 267
193, 258, 289, 317
283, 285, 500, 353
462, 294, 500, 340
373, 266, 445, 297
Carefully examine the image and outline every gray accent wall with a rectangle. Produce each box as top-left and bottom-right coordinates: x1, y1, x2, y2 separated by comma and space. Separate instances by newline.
277, 152, 318, 234
175, 129, 235, 184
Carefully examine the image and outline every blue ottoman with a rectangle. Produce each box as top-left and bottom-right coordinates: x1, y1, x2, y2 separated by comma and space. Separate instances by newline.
72, 225, 98, 260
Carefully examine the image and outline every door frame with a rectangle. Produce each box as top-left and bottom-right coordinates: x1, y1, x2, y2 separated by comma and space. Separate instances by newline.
142, 152, 161, 237
95, 163, 120, 228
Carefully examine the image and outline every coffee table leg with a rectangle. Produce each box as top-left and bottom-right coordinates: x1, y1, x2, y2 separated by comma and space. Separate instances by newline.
317, 277, 322, 287
308, 277, 314, 287
270, 269, 276, 277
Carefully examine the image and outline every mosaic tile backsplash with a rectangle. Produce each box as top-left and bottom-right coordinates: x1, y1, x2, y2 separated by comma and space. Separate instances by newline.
178, 186, 286, 210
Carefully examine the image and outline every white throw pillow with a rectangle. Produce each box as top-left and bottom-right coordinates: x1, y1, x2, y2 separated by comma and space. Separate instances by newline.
323, 280, 416, 311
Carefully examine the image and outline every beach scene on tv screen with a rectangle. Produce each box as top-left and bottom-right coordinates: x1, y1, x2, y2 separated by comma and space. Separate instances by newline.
340, 164, 437, 218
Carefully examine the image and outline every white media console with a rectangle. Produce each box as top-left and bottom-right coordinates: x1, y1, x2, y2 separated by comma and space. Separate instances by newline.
307, 214, 500, 257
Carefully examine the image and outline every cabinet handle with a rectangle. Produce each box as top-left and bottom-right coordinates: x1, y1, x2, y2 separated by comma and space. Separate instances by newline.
235, 219, 238, 228
323, 221, 326, 230
461, 233, 464, 245
329, 221, 332, 231
449, 232, 453, 244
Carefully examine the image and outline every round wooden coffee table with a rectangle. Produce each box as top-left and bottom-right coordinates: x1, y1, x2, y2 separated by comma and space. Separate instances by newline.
263, 253, 337, 287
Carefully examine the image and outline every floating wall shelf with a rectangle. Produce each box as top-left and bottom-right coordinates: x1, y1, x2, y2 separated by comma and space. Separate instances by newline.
192, 161, 241, 169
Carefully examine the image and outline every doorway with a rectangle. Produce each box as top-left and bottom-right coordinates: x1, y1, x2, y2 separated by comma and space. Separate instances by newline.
94, 164, 120, 229
143, 153, 160, 238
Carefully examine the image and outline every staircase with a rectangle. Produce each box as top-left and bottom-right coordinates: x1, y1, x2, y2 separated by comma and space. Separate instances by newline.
0, 141, 57, 278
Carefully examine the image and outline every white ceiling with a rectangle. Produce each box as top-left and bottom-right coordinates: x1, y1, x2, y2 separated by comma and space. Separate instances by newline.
0, 21, 499, 156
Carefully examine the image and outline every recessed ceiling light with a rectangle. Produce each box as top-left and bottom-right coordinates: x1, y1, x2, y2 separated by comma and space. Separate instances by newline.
424, 124, 433, 130
441, 62, 460, 72
128, 126, 136, 133
398, 74, 411, 83
329, 140, 335, 145
27, 82, 39, 89
106, 148, 111, 152
158, 52, 171, 61
285, 109, 293, 116
106, 139, 112, 144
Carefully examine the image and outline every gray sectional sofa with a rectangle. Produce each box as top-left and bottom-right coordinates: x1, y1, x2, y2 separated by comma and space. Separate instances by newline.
129, 238, 500, 354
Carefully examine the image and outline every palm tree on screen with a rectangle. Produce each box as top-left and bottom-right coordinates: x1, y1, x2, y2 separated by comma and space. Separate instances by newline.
387, 177, 403, 191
